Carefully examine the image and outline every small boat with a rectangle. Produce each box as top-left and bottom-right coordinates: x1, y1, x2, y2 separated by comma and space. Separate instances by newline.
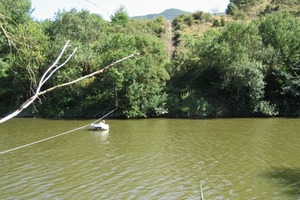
91, 120, 109, 130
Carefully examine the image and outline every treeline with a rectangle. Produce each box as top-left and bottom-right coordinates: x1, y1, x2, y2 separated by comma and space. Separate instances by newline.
0, 2, 169, 118
169, 11, 300, 117
0, 0, 299, 118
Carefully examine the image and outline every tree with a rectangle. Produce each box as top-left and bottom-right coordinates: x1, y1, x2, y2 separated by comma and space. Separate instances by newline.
110, 6, 130, 26
168, 21, 279, 116
0, 0, 49, 114
93, 32, 170, 118
258, 12, 300, 68
0, 0, 31, 24
226, 2, 239, 15
258, 12, 300, 115
36, 9, 170, 118
192, 11, 204, 21
0, 39, 138, 123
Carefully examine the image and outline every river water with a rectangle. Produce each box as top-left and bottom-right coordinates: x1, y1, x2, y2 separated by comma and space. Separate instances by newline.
0, 118, 300, 199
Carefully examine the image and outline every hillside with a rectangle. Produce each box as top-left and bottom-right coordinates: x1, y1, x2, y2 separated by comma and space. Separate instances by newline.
132, 8, 191, 21
227, 0, 300, 18
173, 0, 300, 40
260, 0, 300, 17
165, 0, 300, 117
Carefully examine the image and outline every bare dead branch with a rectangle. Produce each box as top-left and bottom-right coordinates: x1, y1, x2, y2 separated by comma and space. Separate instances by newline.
0, 40, 139, 124
39, 52, 139, 95
0, 40, 75, 123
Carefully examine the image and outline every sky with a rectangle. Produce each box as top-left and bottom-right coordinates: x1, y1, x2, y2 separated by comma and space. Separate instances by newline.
30, 0, 230, 21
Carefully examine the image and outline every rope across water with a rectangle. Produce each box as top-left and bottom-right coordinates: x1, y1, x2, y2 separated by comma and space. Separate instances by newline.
0, 108, 117, 155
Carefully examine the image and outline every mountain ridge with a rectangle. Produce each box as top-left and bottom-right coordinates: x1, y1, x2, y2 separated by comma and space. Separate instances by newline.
132, 8, 191, 21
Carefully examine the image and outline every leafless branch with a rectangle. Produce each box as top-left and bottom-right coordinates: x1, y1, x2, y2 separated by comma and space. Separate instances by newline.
0, 40, 138, 124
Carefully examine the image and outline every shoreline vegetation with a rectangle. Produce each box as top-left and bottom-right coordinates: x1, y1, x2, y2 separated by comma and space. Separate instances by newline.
0, 0, 300, 121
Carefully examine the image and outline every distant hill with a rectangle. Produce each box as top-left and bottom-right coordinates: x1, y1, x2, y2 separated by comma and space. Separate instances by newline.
132, 8, 191, 21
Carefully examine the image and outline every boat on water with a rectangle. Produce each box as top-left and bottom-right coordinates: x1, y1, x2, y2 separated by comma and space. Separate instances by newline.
91, 120, 109, 130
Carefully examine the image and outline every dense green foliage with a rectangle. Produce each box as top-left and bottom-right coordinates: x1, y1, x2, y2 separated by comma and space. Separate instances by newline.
0, 1, 299, 118
227, 0, 300, 18
168, 11, 300, 117
0, 0, 49, 114
0, 4, 169, 118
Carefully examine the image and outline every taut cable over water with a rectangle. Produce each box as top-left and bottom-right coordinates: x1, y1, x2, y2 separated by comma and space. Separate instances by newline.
0, 108, 117, 155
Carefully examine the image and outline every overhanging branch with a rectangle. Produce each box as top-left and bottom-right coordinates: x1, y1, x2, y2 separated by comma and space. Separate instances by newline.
0, 40, 139, 124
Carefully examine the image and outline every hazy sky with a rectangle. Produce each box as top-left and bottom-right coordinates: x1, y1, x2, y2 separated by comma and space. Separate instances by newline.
31, 0, 230, 20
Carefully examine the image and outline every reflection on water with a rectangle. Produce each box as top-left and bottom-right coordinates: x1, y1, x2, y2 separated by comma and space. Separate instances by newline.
0, 118, 300, 199
93, 130, 110, 142
266, 167, 300, 197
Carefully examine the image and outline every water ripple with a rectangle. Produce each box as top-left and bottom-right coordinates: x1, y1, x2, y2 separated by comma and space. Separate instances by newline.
1, 118, 300, 199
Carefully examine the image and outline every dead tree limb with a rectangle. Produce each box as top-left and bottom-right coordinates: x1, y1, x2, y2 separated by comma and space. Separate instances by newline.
39, 52, 139, 95
0, 40, 139, 124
